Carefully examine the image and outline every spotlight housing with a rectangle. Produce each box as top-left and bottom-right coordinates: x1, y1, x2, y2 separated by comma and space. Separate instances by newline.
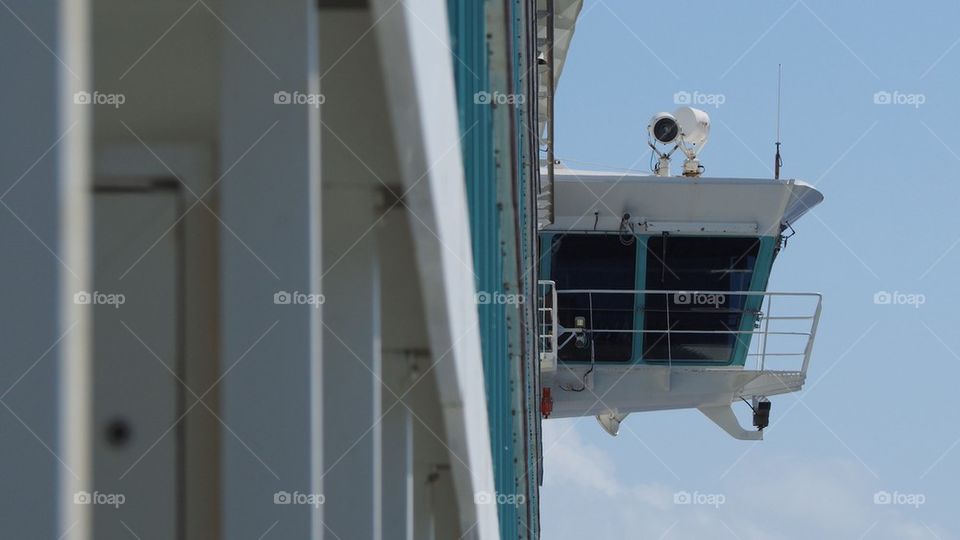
648, 112, 680, 144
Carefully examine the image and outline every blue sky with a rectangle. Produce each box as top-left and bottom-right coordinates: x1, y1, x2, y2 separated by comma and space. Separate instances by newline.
540, 1, 960, 538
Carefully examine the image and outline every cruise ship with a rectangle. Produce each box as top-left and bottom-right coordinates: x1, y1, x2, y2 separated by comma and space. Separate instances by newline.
0, 0, 821, 538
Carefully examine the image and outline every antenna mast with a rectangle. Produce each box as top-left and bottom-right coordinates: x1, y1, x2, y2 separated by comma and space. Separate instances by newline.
774, 64, 782, 179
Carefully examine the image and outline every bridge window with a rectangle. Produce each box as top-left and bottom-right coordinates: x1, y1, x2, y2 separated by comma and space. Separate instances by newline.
551, 234, 635, 362
643, 236, 760, 363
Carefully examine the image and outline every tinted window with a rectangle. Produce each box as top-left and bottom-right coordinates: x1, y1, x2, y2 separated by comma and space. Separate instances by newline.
551, 234, 635, 362
643, 236, 759, 363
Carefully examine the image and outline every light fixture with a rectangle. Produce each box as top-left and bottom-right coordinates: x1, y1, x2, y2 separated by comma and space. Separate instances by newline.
647, 106, 711, 177
574, 316, 588, 349
752, 398, 771, 430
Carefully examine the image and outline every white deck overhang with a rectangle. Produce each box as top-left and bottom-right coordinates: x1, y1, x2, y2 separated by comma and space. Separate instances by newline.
544, 168, 824, 235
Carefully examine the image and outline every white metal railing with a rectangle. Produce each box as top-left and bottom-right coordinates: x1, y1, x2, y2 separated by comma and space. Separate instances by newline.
538, 280, 558, 371
536, 285, 822, 375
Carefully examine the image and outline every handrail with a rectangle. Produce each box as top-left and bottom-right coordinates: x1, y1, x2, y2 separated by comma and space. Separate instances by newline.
537, 286, 822, 377
555, 289, 821, 298
537, 280, 558, 371
545, 329, 812, 335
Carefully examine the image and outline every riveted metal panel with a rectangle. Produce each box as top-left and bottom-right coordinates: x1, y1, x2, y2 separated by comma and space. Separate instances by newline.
447, 0, 542, 537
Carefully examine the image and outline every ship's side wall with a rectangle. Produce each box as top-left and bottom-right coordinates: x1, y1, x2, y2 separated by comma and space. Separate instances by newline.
447, 0, 544, 538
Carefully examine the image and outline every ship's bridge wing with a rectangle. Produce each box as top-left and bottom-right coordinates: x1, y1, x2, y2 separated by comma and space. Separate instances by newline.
536, 168, 824, 441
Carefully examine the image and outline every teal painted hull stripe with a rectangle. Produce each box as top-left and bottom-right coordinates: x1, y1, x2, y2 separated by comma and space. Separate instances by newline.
447, 2, 515, 538
448, 0, 539, 536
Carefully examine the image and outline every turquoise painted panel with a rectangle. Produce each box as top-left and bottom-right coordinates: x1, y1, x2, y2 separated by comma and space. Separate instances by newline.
446, 2, 515, 539
539, 234, 553, 281
448, 0, 542, 537
631, 236, 648, 363
730, 236, 777, 366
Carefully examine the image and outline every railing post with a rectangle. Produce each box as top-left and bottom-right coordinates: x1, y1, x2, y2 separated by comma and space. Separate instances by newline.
551, 282, 558, 358
588, 291, 596, 364
665, 291, 673, 368
801, 295, 823, 374
760, 295, 772, 371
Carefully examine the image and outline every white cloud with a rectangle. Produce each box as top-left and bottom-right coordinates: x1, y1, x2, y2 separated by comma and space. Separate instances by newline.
542, 418, 631, 498
540, 420, 953, 540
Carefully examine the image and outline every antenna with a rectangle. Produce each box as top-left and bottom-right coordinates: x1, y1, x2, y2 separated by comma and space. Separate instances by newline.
774, 64, 783, 179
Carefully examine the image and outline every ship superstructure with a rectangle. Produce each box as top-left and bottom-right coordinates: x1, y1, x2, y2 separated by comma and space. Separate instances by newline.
0, 1, 821, 539
537, 165, 823, 439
